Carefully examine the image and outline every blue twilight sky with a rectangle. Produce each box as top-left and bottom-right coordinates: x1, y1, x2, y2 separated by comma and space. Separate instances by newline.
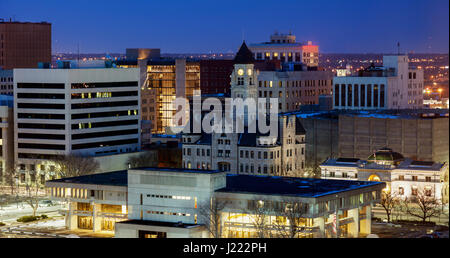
1, 0, 449, 54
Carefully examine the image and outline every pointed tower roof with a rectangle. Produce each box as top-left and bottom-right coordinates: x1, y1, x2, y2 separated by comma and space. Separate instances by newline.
233, 41, 255, 64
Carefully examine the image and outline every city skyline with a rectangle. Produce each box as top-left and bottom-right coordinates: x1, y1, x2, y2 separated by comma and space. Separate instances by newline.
1, 0, 449, 54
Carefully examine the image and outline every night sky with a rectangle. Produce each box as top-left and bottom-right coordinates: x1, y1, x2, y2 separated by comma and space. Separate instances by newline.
1, 0, 449, 54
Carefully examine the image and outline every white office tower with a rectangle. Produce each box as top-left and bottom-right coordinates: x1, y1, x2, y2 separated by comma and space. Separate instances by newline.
333, 55, 424, 110
13, 62, 141, 183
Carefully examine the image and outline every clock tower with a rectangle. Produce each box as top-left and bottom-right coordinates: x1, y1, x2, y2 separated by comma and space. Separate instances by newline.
231, 41, 258, 100
230, 41, 258, 124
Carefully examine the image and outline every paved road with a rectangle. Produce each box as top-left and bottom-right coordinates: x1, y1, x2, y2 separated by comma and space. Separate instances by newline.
0, 203, 65, 223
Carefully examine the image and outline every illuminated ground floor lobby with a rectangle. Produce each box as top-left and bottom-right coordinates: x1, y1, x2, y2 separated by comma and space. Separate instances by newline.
220, 206, 372, 238
63, 202, 128, 232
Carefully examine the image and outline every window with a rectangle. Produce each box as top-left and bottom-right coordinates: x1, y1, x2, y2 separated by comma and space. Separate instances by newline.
398, 187, 404, 195
412, 176, 418, 181
425, 176, 431, 182
398, 175, 404, 181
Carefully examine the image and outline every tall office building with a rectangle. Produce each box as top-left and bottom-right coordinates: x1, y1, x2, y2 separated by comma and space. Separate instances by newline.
0, 20, 51, 69
248, 32, 319, 67
140, 59, 200, 134
333, 55, 424, 110
13, 61, 141, 185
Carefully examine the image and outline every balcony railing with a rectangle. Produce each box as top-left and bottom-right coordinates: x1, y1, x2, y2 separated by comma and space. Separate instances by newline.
96, 212, 128, 219
73, 210, 93, 216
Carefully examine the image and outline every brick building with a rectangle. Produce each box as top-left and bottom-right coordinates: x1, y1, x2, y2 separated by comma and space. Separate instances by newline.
0, 20, 51, 69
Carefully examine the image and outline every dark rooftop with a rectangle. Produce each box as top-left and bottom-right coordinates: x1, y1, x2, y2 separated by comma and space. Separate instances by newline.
47, 170, 128, 187
234, 41, 255, 64
410, 161, 435, 167
116, 219, 200, 228
336, 158, 361, 163
218, 174, 384, 198
132, 167, 223, 174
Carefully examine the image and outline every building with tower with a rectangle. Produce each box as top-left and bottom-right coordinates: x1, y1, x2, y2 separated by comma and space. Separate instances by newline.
181, 42, 307, 177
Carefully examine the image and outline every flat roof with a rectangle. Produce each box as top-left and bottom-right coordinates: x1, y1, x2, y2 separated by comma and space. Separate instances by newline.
132, 167, 223, 174
282, 109, 449, 120
218, 174, 384, 198
117, 219, 200, 229
47, 170, 127, 187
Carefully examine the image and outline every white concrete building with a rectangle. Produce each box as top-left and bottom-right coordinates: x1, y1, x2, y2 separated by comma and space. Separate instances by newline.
333, 55, 424, 110
46, 170, 128, 233
13, 63, 141, 185
248, 32, 319, 67
320, 147, 448, 201
0, 95, 13, 182
46, 167, 385, 238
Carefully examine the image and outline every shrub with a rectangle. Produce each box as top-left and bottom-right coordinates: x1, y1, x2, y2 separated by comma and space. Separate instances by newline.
40, 214, 48, 219
17, 215, 40, 223
0, 222, 5, 227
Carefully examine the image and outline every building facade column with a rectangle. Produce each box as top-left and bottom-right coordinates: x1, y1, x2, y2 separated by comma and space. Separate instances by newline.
360, 205, 372, 235
313, 217, 326, 238
92, 202, 102, 232
348, 208, 360, 238
67, 201, 77, 230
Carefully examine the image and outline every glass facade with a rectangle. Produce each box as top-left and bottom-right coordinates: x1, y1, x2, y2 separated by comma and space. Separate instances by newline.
146, 62, 200, 133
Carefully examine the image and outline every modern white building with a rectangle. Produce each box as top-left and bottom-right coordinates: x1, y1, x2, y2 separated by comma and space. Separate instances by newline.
320, 147, 448, 201
333, 55, 424, 110
248, 32, 319, 67
13, 62, 141, 185
46, 167, 385, 238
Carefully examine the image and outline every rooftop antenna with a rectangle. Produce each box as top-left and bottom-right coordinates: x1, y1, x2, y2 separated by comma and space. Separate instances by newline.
397, 42, 400, 55
77, 42, 80, 66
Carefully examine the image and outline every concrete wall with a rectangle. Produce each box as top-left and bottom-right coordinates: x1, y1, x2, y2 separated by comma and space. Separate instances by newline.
94, 150, 158, 173
339, 115, 449, 163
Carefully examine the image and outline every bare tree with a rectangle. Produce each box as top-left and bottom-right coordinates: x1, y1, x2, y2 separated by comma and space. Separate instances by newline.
405, 189, 441, 223
3, 163, 19, 195
302, 166, 320, 178
380, 191, 399, 223
53, 154, 99, 178
272, 199, 308, 238
23, 169, 46, 217
197, 195, 228, 238
127, 152, 158, 169
246, 198, 273, 238
24, 182, 41, 217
